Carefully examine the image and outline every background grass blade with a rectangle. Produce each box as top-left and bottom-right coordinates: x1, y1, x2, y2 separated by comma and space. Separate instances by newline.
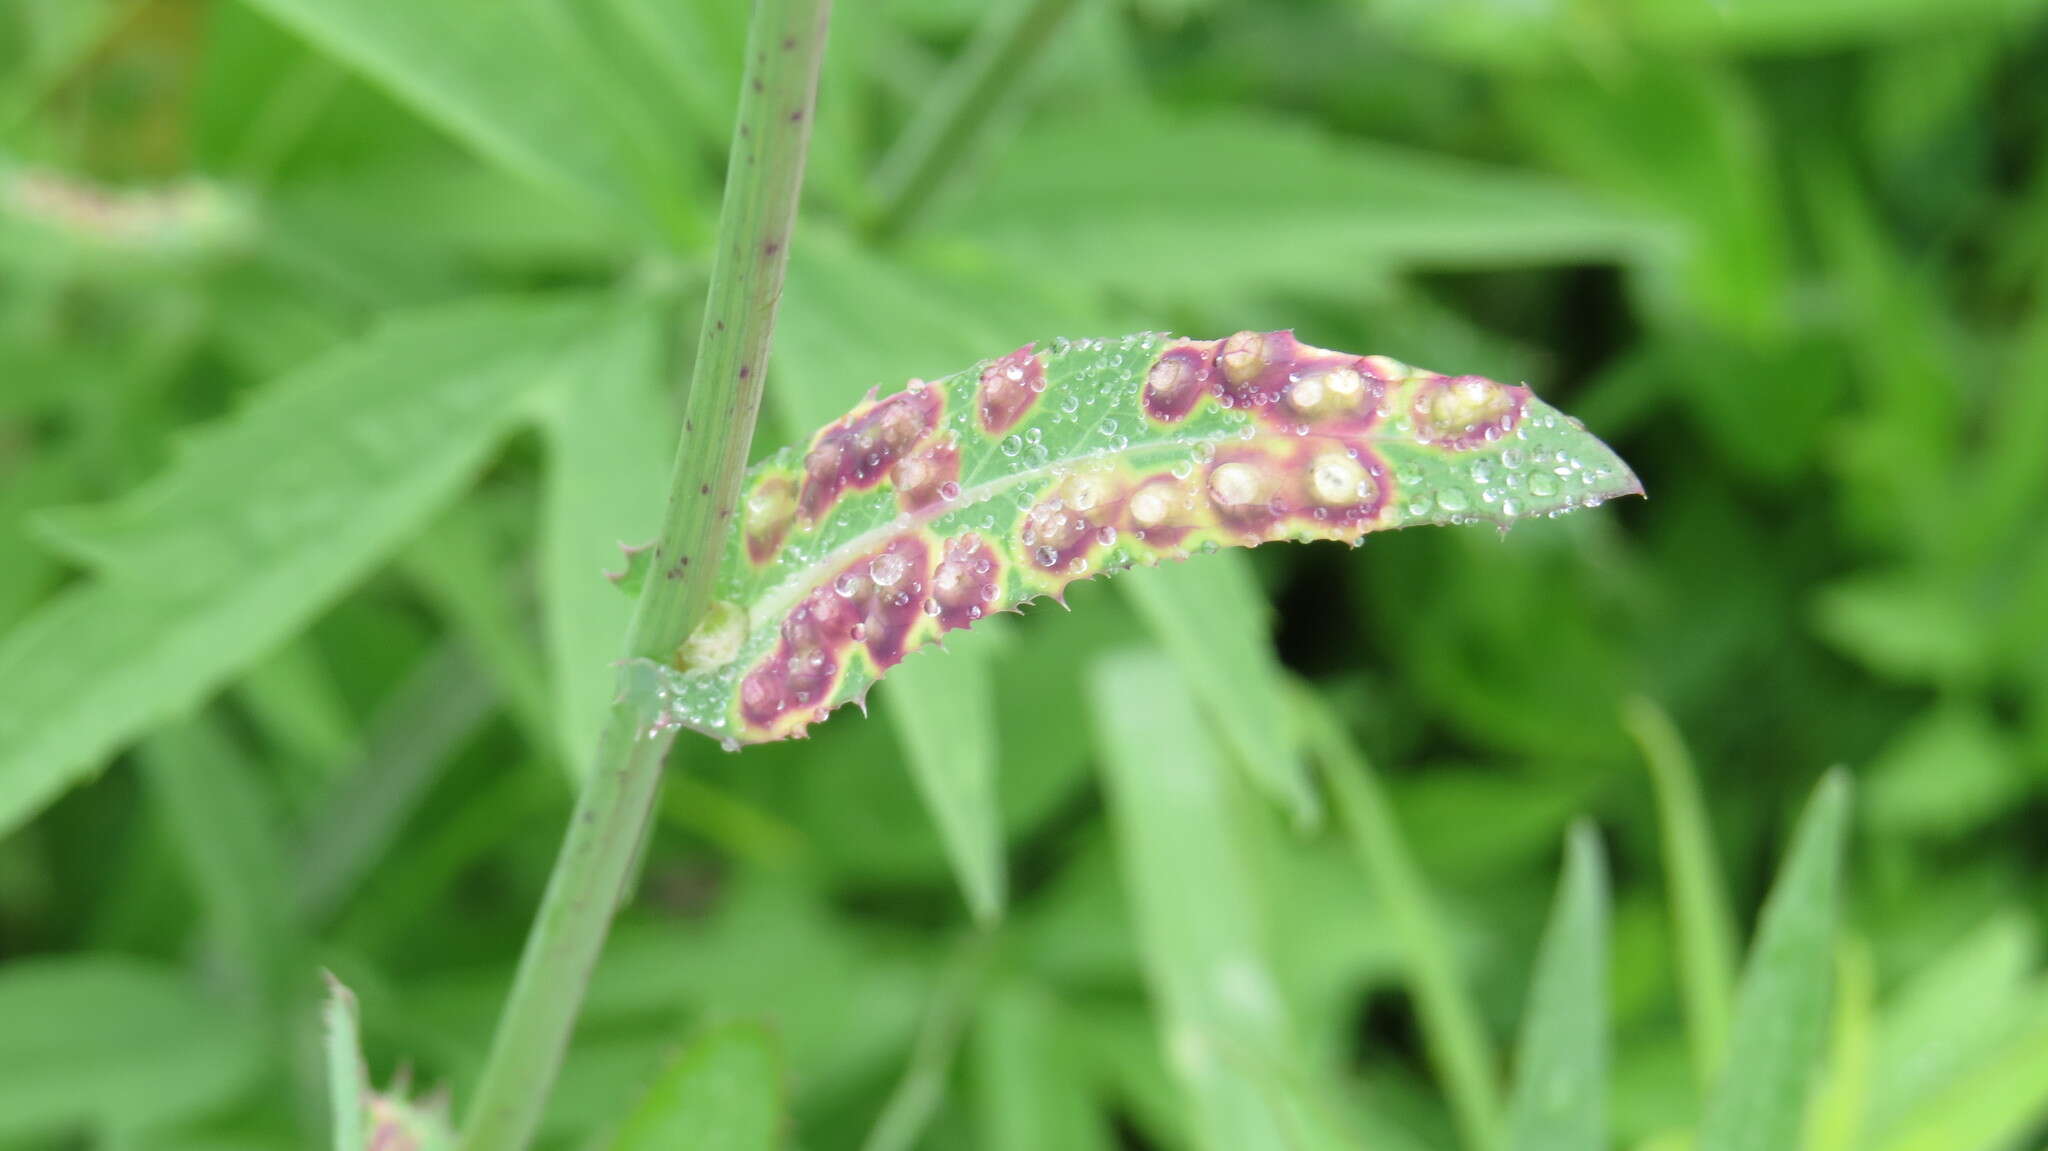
1091, 650, 1350, 1151
880, 646, 1004, 922
536, 299, 671, 778
1120, 555, 1316, 826
608, 1024, 785, 1151
1697, 770, 1853, 1151
1505, 822, 1610, 1151
323, 974, 366, 1151
1801, 941, 1874, 1151
0, 298, 637, 837
972, 980, 1114, 1151
1625, 695, 1740, 1086
1875, 991, 2048, 1151
1298, 687, 1503, 1151
235, 0, 703, 241
0, 956, 265, 1142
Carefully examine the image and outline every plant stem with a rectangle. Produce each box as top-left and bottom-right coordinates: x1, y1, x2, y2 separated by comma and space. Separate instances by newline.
629, 0, 834, 664
867, 0, 1078, 239
456, 4, 832, 1148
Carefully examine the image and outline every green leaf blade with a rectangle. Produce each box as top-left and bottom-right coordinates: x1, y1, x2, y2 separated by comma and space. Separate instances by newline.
0, 957, 265, 1142
0, 297, 633, 837
657, 329, 1640, 745
1698, 771, 1854, 1151
324, 974, 367, 1151
1625, 696, 1740, 1087
1120, 555, 1315, 825
1087, 648, 1345, 1151
608, 1024, 785, 1151
236, 0, 701, 240
1505, 823, 1611, 1151
883, 644, 1004, 922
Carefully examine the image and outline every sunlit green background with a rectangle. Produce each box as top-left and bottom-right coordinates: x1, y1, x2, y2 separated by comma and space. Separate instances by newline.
3, 0, 2046, 1148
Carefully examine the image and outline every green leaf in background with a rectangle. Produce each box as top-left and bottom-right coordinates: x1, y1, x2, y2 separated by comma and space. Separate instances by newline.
1120, 554, 1315, 826
140, 713, 296, 992
1624, 696, 1740, 1087
536, 301, 672, 777
324, 974, 366, 1151
1862, 914, 2048, 1151
882, 643, 1003, 922
233, 0, 703, 243
1505, 823, 1610, 1151
608, 1024, 785, 1151
1877, 991, 2048, 1151
0, 297, 640, 837
971, 981, 1113, 1151
1300, 687, 1503, 1151
1863, 914, 2036, 1133
644, 329, 1639, 744
1801, 942, 1874, 1151
937, 110, 1670, 308
0, 956, 264, 1142
1697, 771, 1853, 1151
1089, 649, 1350, 1151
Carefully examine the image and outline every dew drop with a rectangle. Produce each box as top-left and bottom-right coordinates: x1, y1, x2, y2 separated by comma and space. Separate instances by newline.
1529, 473, 1558, 498
1000, 435, 1023, 457
1437, 489, 1469, 513
869, 552, 908, 586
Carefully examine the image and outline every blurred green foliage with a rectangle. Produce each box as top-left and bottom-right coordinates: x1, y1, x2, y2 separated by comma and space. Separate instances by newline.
2, 0, 2047, 1148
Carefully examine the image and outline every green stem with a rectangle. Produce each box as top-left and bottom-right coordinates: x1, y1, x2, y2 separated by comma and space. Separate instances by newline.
867, 0, 1078, 239
456, 4, 833, 1148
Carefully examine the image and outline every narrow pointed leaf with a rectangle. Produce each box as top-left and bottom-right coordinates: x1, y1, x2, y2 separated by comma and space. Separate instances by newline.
1089, 649, 1349, 1151
1802, 942, 1875, 1151
1300, 687, 1502, 1150
1505, 823, 1610, 1151
609, 1024, 785, 1151
646, 330, 1639, 744
0, 297, 631, 837
1698, 771, 1853, 1151
537, 304, 671, 777
236, 0, 703, 241
1625, 695, 1739, 1086
0, 957, 264, 1140
1120, 555, 1315, 825
324, 975, 367, 1151
883, 646, 1004, 922
973, 981, 1114, 1151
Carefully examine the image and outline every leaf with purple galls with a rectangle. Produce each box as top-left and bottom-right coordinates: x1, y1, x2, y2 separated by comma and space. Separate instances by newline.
640, 330, 1640, 745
